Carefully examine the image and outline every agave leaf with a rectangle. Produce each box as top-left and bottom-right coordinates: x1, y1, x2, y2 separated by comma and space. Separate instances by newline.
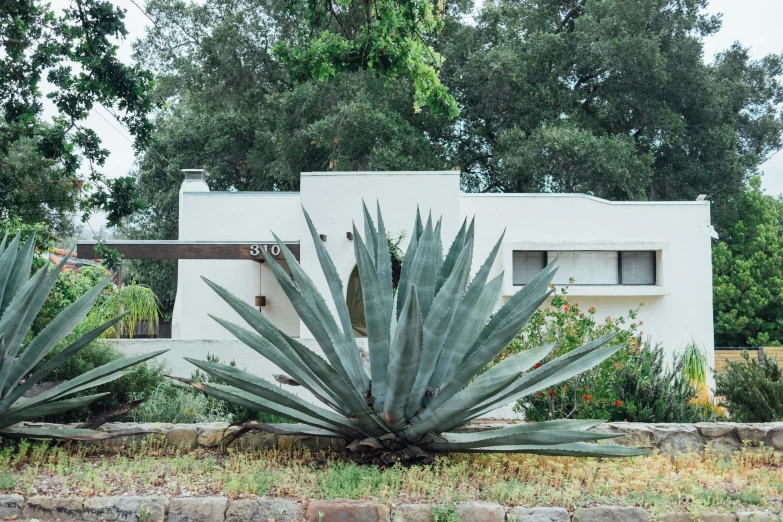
0, 233, 8, 254
424, 430, 620, 451
209, 315, 345, 413
352, 226, 390, 412
395, 228, 418, 321
4, 274, 114, 395
1, 393, 110, 425
429, 232, 505, 391
449, 442, 650, 457
407, 238, 473, 418
0, 233, 36, 315
262, 236, 367, 396
362, 201, 377, 265
405, 344, 554, 439
0, 426, 160, 441
404, 215, 438, 321
433, 217, 443, 278
6, 351, 166, 419
176, 378, 349, 436
374, 203, 394, 331
302, 208, 362, 379
184, 358, 358, 433
276, 330, 388, 436
233, 421, 350, 438
442, 336, 621, 431
0, 234, 20, 313
435, 219, 467, 295
0, 314, 128, 416
408, 263, 556, 437
383, 285, 423, 429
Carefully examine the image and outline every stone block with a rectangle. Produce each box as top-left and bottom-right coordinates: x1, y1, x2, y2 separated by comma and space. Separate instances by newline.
277, 435, 297, 450
169, 496, 228, 522
456, 502, 504, 522
0, 494, 23, 519
23, 496, 84, 520
305, 499, 390, 522
736, 425, 768, 447
737, 513, 771, 522
508, 506, 570, 521
394, 504, 434, 522
226, 498, 303, 522
696, 424, 735, 438
167, 427, 199, 450
608, 424, 656, 448
652, 424, 702, 454
573, 506, 651, 521
696, 514, 737, 522
765, 427, 783, 450
197, 424, 234, 447
657, 514, 693, 522
83, 495, 167, 521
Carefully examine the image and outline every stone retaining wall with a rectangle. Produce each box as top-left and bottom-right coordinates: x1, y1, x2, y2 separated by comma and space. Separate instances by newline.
0, 495, 776, 521
18, 421, 783, 454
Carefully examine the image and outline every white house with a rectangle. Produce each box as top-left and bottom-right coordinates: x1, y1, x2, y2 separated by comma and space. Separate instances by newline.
170, 169, 715, 356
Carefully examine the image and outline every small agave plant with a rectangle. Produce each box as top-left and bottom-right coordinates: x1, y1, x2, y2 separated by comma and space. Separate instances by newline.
178, 205, 648, 464
0, 233, 166, 440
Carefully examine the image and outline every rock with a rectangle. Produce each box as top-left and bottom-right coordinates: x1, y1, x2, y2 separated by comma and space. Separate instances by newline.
276, 435, 297, 450
508, 506, 570, 521
706, 435, 742, 456
0, 494, 23, 519
394, 504, 434, 522
330, 438, 347, 451
737, 513, 771, 522
653, 424, 702, 454
233, 431, 276, 450
83, 495, 167, 521
305, 499, 390, 522
657, 514, 693, 522
765, 427, 783, 450
169, 497, 228, 522
696, 424, 735, 438
23, 496, 84, 520
605, 424, 656, 448
572, 506, 651, 521
197, 424, 234, 447
226, 498, 303, 522
456, 502, 505, 522
696, 514, 737, 522
736, 425, 768, 446
167, 427, 199, 450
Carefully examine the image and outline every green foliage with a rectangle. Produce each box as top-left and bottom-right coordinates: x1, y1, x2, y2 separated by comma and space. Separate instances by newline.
31, 266, 107, 338
1, 0, 154, 228
509, 287, 717, 423
272, 0, 458, 118
714, 351, 783, 422
126, 381, 233, 424
83, 283, 161, 339
0, 232, 165, 439
682, 341, 709, 387
713, 177, 783, 347
179, 205, 646, 462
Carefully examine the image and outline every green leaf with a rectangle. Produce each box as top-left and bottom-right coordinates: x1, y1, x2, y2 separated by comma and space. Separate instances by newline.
384, 285, 423, 429
448, 442, 650, 457
435, 219, 467, 295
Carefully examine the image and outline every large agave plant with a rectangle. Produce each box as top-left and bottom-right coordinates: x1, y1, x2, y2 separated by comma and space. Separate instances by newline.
179, 205, 647, 464
0, 233, 166, 440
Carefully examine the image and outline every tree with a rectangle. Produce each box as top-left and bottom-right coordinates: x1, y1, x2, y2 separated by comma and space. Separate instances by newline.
713, 177, 783, 347
440, 0, 783, 230
0, 0, 155, 228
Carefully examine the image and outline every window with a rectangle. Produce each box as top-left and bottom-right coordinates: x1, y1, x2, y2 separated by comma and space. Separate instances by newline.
512, 251, 546, 285
512, 250, 656, 286
621, 251, 656, 285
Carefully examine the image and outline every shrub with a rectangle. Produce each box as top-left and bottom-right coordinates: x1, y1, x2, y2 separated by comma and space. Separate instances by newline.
714, 351, 783, 422
511, 285, 721, 422
126, 382, 233, 423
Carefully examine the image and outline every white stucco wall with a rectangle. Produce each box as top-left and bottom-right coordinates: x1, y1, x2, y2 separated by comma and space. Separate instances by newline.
172, 190, 301, 339
460, 193, 716, 367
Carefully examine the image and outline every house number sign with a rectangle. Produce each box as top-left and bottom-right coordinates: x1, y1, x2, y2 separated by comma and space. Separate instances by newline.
249, 244, 281, 257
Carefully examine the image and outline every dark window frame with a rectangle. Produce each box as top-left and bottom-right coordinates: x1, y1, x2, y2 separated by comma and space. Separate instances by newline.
512, 250, 657, 286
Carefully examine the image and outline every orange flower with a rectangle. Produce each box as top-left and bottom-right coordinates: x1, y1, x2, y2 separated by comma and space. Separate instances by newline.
563, 304, 570, 311
534, 362, 542, 369
548, 389, 556, 398
583, 394, 591, 401
588, 306, 596, 314
614, 400, 623, 407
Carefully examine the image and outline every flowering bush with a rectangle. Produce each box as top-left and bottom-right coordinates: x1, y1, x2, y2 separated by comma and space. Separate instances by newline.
503, 283, 722, 423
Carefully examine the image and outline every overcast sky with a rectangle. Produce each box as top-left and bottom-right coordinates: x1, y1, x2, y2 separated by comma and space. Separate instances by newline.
45, 0, 783, 235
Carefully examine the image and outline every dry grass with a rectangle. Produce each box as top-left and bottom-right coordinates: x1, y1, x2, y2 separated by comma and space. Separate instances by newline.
0, 439, 781, 516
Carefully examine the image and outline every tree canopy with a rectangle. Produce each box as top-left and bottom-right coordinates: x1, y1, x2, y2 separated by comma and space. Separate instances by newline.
0, 0, 155, 229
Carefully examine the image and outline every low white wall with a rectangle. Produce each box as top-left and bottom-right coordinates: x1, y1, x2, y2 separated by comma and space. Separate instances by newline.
110, 338, 519, 420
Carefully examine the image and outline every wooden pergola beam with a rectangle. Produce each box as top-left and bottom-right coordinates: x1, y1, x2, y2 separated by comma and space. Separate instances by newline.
76, 241, 299, 262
